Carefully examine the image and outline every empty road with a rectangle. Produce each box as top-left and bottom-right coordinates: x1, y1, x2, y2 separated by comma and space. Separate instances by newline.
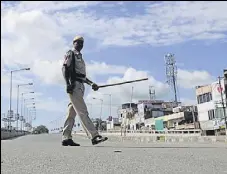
1, 134, 227, 174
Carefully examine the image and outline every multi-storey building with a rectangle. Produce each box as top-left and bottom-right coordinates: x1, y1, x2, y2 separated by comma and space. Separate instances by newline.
117, 100, 180, 130
196, 78, 226, 135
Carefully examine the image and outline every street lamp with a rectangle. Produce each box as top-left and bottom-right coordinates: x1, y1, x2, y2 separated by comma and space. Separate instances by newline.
93, 97, 103, 131
29, 109, 36, 121
8, 68, 31, 130
23, 105, 35, 131
26, 106, 35, 131
20, 92, 34, 131
24, 98, 35, 103
16, 83, 33, 131
103, 93, 112, 117
24, 100, 35, 122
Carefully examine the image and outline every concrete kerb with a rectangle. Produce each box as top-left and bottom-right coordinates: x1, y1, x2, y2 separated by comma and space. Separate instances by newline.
74, 132, 227, 143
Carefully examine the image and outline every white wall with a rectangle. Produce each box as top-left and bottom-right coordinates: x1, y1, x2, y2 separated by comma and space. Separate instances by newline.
197, 101, 215, 121
144, 118, 155, 127
197, 79, 225, 122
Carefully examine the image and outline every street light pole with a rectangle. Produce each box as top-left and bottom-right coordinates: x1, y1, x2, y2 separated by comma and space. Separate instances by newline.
24, 100, 35, 125
9, 71, 13, 130
27, 106, 35, 131
110, 94, 112, 117
17, 85, 19, 130
103, 94, 112, 117
100, 99, 103, 131
30, 109, 36, 121
8, 68, 30, 130
20, 92, 34, 131
93, 97, 103, 131
20, 93, 24, 131
16, 83, 33, 131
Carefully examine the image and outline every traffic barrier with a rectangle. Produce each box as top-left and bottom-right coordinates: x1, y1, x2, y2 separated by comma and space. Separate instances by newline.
1, 129, 30, 140
92, 129, 202, 137
75, 130, 227, 143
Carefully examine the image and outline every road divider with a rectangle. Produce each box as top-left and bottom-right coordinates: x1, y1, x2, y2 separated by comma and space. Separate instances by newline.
74, 131, 227, 143
1, 129, 30, 140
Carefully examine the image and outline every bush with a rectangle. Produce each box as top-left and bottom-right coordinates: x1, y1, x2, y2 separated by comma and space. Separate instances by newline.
32, 125, 49, 134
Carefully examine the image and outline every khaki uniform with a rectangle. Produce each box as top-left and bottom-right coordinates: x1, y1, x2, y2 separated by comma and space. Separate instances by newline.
62, 48, 99, 140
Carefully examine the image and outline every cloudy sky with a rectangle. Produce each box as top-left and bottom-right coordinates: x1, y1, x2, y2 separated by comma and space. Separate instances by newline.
1, 1, 227, 130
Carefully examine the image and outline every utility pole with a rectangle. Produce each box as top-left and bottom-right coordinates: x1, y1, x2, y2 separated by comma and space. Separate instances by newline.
130, 86, 134, 109
224, 70, 227, 108
149, 86, 155, 100
218, 76, 227, 132
8, 68, 31, 130
126, 86, 134, 136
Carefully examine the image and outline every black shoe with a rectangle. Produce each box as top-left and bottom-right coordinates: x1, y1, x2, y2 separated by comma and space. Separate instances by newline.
62, 139, 80, 146
91, 135, 108, 145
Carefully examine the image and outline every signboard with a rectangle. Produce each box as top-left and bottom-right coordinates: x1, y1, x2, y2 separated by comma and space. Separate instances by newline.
212, 79, 226, 107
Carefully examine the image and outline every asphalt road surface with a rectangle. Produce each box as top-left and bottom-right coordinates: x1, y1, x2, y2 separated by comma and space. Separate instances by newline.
1, 134, 227, 174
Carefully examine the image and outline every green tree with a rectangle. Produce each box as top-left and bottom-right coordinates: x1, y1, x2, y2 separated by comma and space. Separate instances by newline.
32, 125, 49, 134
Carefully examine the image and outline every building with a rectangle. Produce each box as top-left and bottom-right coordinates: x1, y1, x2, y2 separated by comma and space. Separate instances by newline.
117, 103, 138, 131
117, 100, 182, 131
144, 105, 198, 130
106, 117, 121, 130
136, 100, 164, 129
196, 79, 226, 135
118, 102, 138, 123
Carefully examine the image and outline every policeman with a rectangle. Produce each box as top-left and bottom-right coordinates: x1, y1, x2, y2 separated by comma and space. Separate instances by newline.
61, 36, 108, 146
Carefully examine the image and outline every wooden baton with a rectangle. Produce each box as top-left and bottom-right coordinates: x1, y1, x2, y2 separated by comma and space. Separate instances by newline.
98, 78, 149, 88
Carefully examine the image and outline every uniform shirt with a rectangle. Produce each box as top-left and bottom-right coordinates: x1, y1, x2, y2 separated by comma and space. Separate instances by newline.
63, 48, 86, 80
63, 48, 86, 94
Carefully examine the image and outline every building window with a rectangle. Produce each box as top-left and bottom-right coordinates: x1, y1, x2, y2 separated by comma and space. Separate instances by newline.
208, 110, 214, 120
204, 94, 206, 102
197, 92, 212, 104
215, 107, 227, 119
